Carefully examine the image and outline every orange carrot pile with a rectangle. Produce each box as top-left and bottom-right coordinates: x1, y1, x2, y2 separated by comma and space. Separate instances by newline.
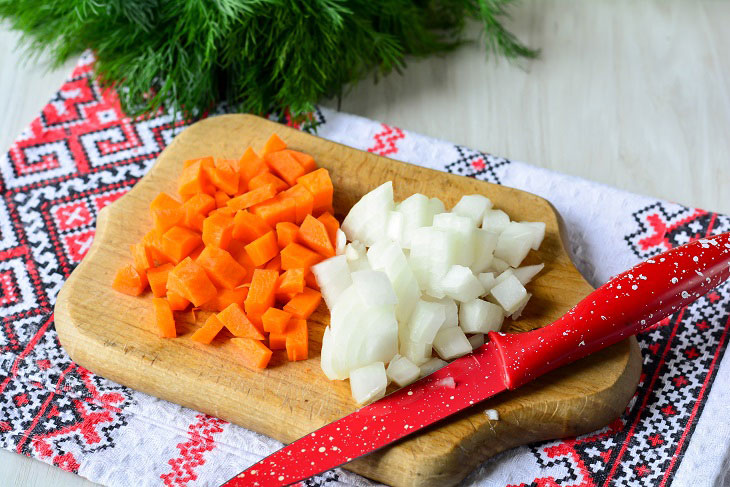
111, 134, 336, 370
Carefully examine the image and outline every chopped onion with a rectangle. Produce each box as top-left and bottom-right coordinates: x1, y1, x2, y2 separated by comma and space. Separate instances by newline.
510, 292, 532, 319
489, 274, 528, 314
471, 228, 498, 273
419, 357, 448, 378
477, 272, 497, 294
386, 355, 420, 387
342, 181, 394, 246
344, 241, 370, 272
468, 333, 485, 349
312, 255, 352, 310
520, 221, 546, 250
350, 362, 387, 404
488, 257, 511, 273
494, 222, 534, 267
452, 194, 492, 226
320, 327, 343, 380
432, 212, 476, 267
400, 339, 432, 366
433, 326, 472, 360
512, 263, 544, 285
441, 265, 485, 302
429, 197, 446, 216
459, 298, 504, 333
398, 193, 434, 248
351, 270, 398, 307
386, 210, 405, 246
367, 240, 420, 322
408, 299, 447, 343
335, 229, 347, 255
482, 209, 510, 234
425, 296, 458, 328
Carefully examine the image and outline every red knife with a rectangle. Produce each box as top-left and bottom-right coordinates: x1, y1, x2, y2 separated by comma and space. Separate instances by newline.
222, 232, 730, 487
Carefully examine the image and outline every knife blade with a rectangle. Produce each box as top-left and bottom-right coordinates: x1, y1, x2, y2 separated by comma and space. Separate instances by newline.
222, 232, 730, 487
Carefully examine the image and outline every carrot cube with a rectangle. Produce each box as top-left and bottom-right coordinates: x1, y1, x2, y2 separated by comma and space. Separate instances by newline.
277, 268, 305, 295
268, 332, 287, 350
166, 290, 190, 311
182, 193, 216, 231
265, 150, 306, 186
280, 243, 323, 270
190, 314, 225, 344
131, 242, 155, 272
285, 149, 317, 173
298, 214, 335, 257
285, 318, 308, 361
214, 191, 231, 208
204, 287, 248, 312
296, 168, 333, 215
264, 254, 281, 272
147, 263, 173, 297
263, 133, 287, 155
150, 192, 184, 232
227, 184, 278, 211
196, 246, 247, 289
262, 308, 291, 334
317, 212, 340, 249
112, 264, 148, 296
168, 257, 217, 307
280, 184, 314, 224
245, 269, 279, 316
217, 303, 264, 339
152, 297, 176, 338
238, 147, 269, 187
244, 231, 279, 266
251, 194, 296, 226
283, 287, 322, 319
178, 157, 214, 199
230, 338, 273, 369
232, 210, 272, 243
160, 226, 202, 263
206, 159, 239, 195
202, 212, 234, 249
276, 222, 299, 249
249, 172, 288, 193
304, 271, 320, 291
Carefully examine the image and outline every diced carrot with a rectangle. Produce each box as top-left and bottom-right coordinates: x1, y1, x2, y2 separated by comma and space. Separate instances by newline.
189, 245, 204, 261
206, 159, 239, 195
248, 172, 288, 193
280, 184, 313, 224
237, 147, 269, 187
131, 242, 155, 272
251, 194, 296, 226
182, 193, 216, 231
230, 338, 272, 369
244, 231, 279, 266
143, 229, 169, 265
227, 184, 277, 211
152, 297, 176, 338
283, 288, 322, 319
304, 271, 320, 291
296, 168, 333, 215
202, 212, 234, 249
190, 314, 225, 344
150, 192, 184, 232
285, 318, 308, 361
268, 332, 287, 350
280, 243, 324, 270
317, 212, 339, 248
178, 157, 214, 199
196, 246, 247, 289
262, 308, 291, 334
214, 191, 230, 208
228, 242, 256, 283
285, 149, 317, 173
203, 287, 248, 312
232, 210, 272, 243
159, 226, 202, 263
168, 257, 217, 307
277, 268, 305, 295
265, 150, 306, 186
276, 222, 299, 249
298, 214, 335, 257
147, 263, 173, 297
263, 133, 287, 155
217, 304, 264, 339
264, 254, 281, 272
112, 264, 148, 296
166, 291, 190, 311
245, 269, 279, 316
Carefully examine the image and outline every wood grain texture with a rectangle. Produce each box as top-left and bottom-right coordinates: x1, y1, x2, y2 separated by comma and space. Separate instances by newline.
54, 114, 641, 487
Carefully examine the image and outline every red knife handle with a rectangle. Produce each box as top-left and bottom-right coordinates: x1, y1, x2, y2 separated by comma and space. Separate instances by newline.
489, 232, 730, 389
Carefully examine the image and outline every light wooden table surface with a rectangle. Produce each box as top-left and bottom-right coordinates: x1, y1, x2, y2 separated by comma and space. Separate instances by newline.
1, 1, 728, 486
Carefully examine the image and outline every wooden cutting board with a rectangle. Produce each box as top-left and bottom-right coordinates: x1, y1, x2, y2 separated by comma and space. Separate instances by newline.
55, 114, 641, 487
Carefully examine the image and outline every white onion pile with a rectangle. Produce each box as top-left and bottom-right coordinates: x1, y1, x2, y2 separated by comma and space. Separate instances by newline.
313, 181, 545, 403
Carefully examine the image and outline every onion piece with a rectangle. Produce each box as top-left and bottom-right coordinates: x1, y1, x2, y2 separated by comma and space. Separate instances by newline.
489, 274, 528, 314
397, 193, 434, 248
408, 299, 447, 343
419, 357, 448, 378
335, 229, 347, 255
488, 257, 511, 273
342, 181, 394, 246
320, 327, 345, 380
312, 255, 352, 310
344, 241, 370, 272
452, 194, 492, 226
512, 263, 544, 285
471, 228, 498, 273
367, 240, 420, 322
425, 296, 458, 328
477, 272, 497, 295
468, 333, 485, 349
386, 210, 405, 246
350, 362, 387, 404
433, 326, 472, 360
351, 270, 398, 307
494, 222, 534, 267
433, 213, 476, 267
459, 298, 504, 333
482, 209, 510, 234
400, 339, 432, 366
429, 197, 446, 216
441, 265, 486, 302
386, 355, 420, 387
510, 292, 532, 319
520, 221, 546, 250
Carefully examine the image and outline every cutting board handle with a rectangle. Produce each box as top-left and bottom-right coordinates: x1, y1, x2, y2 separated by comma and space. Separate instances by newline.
489, 232, 730, 390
